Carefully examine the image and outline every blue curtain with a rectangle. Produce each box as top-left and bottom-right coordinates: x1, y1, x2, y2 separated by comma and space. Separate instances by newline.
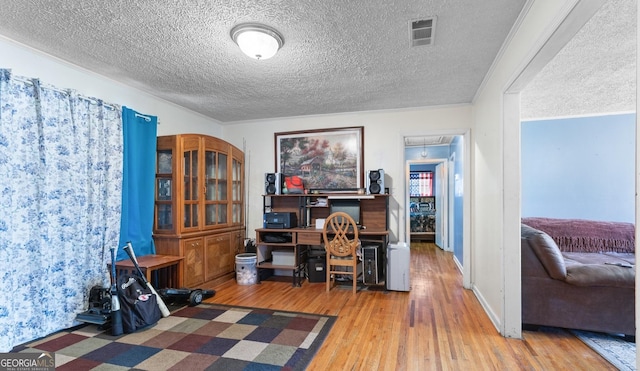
117, 107, 157, 260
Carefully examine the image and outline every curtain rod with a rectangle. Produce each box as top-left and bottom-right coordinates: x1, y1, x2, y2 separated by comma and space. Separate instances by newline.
10, 75, 117, 110
135, 113, 152, 122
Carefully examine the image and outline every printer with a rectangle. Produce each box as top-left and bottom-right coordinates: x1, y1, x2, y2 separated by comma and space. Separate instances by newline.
264, 212, 298, 229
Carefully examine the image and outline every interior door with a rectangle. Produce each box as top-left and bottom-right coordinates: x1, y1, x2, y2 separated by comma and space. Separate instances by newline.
434, 162, 448, 249
448, 153, 456, 252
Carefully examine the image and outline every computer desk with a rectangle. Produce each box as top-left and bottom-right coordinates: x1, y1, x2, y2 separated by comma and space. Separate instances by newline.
255, 227, 389, 287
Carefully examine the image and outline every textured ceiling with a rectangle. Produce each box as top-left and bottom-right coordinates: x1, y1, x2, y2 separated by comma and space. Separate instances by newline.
0, 0, 526, 124
521, 0, 637, 119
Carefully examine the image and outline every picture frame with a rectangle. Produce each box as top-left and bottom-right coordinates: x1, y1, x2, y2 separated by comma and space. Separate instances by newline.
275, 126, 364, 191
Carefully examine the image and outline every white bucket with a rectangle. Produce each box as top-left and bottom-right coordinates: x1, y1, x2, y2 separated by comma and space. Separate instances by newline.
236, 253, 258, 285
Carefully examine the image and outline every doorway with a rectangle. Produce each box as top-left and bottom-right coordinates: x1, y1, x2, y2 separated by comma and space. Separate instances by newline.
403, 134, 467, 270
500, 0, 632, 338
407, 160, 445, 248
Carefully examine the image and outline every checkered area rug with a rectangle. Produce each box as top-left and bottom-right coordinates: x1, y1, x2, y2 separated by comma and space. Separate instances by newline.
12, 304, 336, 370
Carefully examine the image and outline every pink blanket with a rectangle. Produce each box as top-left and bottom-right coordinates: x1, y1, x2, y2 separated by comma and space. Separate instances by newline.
522, 217, 635, 253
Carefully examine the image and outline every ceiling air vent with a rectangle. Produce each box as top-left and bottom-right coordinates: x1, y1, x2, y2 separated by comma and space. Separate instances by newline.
410, 17, 436, 47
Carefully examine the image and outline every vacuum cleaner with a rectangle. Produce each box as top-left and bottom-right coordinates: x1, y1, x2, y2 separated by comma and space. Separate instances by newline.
157, 288, 216, 306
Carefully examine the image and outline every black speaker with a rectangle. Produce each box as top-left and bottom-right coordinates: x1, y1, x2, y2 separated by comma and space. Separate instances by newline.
366, 169, 385, 194
265, 173, 283, 195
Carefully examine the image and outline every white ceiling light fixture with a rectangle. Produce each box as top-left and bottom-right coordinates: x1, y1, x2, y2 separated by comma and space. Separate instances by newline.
231, 23, 284, 60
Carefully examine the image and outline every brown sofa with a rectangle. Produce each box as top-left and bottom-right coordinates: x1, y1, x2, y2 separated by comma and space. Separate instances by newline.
521, 217, 635, 336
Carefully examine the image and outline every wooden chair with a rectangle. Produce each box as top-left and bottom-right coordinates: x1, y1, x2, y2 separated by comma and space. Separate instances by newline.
322, 212, 361, 293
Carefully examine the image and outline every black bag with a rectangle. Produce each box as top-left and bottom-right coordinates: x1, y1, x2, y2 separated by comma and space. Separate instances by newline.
116, 274, 162, 333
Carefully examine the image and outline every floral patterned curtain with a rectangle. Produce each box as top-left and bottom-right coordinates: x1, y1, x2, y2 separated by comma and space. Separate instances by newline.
0, 69, 123, 352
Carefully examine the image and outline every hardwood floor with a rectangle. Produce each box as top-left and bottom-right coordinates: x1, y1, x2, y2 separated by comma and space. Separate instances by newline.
204, 242, 615, 370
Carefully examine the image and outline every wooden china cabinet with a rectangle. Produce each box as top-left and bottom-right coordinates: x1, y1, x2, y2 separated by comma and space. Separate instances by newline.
152, 134, 245, 288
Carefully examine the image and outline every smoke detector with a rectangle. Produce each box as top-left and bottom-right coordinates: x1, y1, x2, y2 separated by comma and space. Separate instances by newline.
410, 17, 436, 47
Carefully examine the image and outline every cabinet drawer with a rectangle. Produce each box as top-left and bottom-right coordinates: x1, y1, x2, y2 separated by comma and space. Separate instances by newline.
297, 232, 321, 245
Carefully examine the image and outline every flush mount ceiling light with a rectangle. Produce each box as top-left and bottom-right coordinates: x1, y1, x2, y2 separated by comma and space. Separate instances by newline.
230, 23, 284, 60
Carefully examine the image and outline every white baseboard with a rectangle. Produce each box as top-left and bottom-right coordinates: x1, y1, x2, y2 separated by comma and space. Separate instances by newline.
471, 284, 502, 334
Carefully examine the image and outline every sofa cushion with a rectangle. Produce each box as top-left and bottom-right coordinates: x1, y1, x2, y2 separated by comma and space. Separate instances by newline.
525, 225, 567, 280
563, 252, 635, 266
565, 263, 635, 288
562, 252, 635, 288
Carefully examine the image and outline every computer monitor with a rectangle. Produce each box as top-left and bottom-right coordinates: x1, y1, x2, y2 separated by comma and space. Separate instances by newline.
329, 199, 360, 225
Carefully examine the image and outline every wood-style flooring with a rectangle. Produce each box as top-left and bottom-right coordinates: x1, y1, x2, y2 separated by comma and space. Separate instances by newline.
204, 242, 616, 370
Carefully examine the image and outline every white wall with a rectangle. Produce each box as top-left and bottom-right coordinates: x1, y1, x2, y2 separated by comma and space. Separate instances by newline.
223, 105, 472, 242
0, 36, 223, 137
472, 0, 586, 336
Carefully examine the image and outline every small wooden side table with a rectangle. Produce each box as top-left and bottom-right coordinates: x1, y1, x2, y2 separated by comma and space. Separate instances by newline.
110, 254, 184, 288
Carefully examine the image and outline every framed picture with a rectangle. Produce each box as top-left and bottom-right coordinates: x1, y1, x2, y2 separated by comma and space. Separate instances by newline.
275, 127, 364, 191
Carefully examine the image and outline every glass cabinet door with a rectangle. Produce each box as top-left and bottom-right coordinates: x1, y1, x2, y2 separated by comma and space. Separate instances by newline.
183, 149, 199, 229
217, 153, 228, 224
155, 149, 173, 231
204, 150, 217, 226
205, 150, 216, 202
205, 150, 228, 226
232, 154, 242, 224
